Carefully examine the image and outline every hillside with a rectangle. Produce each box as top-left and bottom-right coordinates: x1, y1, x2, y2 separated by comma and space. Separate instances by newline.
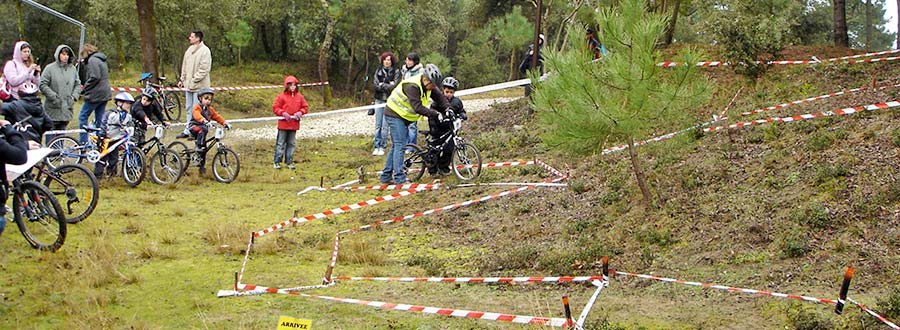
1, 46, 899, 330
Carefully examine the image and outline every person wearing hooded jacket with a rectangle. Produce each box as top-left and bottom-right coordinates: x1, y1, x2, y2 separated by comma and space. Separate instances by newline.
371, 51, 400, 156
40, 45, 81, 136
77, 43, 111, 143
518, 34, 545, 97
3, 41, 41, 100
1, 82, 53, 143
400, 53, 424, 152
271, 76, 309, 169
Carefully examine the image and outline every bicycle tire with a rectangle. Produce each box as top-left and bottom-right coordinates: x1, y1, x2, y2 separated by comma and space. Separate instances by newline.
166, 141, 190, 174
452, 142, 482, 181
403, 144, 426, 182
212, 148, 240, 183
46, 136, 84, 168
163, 91, 182, 121
122, 148, 147, 187
42, 163, 99, 224
149, 148, 184, 185
14, 180, 67, 251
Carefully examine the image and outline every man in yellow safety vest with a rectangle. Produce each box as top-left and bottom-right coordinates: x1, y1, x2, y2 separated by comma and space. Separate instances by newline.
380, 63, 450, 184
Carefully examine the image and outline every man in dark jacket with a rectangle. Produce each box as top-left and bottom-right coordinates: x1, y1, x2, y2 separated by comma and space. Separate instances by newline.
371, 52, 400, 156
77, 43, 111, 143
1, 82, 53, 143
0, 119, 29, 236
518, 34, 545, 97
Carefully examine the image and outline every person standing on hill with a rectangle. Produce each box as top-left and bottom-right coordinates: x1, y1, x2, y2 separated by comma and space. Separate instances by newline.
518, 34, 545, 97
4, 41, 41, 100
371, 52, 400, 156
400, 53, 423, 153
271, 75, 308, 170
40, 44, 81, 140
177, 30, 212, 139
77, 43, 111, 143
586, 28, 607, 59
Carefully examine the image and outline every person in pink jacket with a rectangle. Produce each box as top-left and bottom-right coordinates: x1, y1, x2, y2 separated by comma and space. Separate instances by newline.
3, 41, 41, 100
271, 75, 308, 169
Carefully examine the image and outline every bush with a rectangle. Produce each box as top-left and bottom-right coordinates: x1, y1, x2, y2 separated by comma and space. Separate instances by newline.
789, 203, 831, 229
815, 164, 849, 184
777, 229, 810, 258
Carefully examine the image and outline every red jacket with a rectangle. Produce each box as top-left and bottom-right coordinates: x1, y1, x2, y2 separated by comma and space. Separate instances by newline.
272, 76, 309, 131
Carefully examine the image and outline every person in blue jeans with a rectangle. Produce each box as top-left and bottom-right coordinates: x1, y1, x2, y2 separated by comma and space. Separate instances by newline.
380, 64, 449, 184
400, 53, 423, 153
371, 52, 400, 156
77, 44, 111, 143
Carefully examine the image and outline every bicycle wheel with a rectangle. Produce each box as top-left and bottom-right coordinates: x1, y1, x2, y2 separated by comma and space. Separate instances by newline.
42, 163, 99, 224
149, 149, 184, 185
212, 148, 240, 183
166, 141, 191, 174
121, 148, 147, 187
46, 136, 84, 168
452, 143, 482, 181
163, 91, 182, 121
403, 144, 426, 182
14, 180, 67, 251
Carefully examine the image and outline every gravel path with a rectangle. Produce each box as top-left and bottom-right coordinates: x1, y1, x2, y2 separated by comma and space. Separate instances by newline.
230, 97, 520, 141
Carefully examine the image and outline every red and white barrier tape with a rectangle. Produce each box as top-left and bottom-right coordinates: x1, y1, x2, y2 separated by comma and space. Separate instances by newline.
828, 49, 900, 61
535, 159, 565, 178
234, 283, 572, 327
110, 81, 328, 92
254, 185, 436, 237
220, 283, 333, 297
610, 269, 838, 305
333, 275, 605, 284
657, 55, 900, 67
367, 160, 537, 176
848, 298, 900, 329
704, 100, 900, 132
738, 84, 891, 116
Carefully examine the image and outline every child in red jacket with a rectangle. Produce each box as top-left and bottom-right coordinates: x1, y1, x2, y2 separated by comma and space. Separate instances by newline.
271, 75, 309, 169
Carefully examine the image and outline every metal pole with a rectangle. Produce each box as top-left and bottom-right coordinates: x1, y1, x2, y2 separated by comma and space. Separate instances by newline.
20, 0, 86, 56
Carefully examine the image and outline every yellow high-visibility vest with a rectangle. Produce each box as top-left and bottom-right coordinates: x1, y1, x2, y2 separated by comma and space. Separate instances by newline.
386, 74, 431, 122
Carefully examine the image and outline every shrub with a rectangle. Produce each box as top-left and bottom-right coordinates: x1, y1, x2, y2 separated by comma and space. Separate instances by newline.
789, 203, 831, 229
777, 229, 810, 258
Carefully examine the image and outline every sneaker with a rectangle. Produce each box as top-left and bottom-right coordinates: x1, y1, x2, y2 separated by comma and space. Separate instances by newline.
404, 149, 412, 155
372, 149, 379, 156
377, 148, 385, 156
274, 163, 282, 169
440, 169, 453, 176
286, 163, 295, 170
176, 132, 189, 139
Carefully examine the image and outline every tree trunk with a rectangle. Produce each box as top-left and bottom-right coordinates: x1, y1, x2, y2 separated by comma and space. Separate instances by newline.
16, 1, 24, 39
663, 0, 681, 46
136, 0, 159, 81
281, 18, 290, 59
627, 135, 654, 210
259, 22, 273, 59
509, 48, 516, 81
318, 0, 335, 106
531, 0, 543, 71
833, 0, 849, 47
346, 40, 355, 90
113, 29, 125, 70
897, 0, 900, 49
864, 0, 872, 50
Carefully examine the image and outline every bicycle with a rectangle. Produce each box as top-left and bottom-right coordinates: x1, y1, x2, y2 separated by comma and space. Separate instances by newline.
138, 72, 182, 122
6, 154, 67, 251
46, 127, 147, 187
167, 123, 240, 183
404, 112, 482, 182
139, 125, 184, 185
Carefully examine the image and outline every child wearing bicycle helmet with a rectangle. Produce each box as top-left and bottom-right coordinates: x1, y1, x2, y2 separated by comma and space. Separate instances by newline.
130, 87, 168, 145
426, 76, 467, 177
93, 92, 135, 179
0, 81, 53, 143
189, 88, 230, 174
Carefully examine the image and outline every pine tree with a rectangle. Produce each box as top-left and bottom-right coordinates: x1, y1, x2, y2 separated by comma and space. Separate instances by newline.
532, 0, 711, 210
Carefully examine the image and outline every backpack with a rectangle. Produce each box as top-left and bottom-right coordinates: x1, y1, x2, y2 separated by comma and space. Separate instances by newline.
0, 75, 10, 102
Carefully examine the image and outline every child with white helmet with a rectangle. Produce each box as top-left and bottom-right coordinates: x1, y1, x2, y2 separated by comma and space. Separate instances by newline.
93, 92, 135, 179
0, 81, 53, 143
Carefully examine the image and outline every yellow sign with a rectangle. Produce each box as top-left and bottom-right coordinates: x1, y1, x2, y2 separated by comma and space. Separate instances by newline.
277, 315, 312, 330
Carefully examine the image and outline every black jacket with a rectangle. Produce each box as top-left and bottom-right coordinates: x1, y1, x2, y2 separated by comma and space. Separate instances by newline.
428, 96, 466, 133
518, 44, 544, 75
373, 66, 401, 101
0, 125, 29, 205
1, 94, 53, 142
131, 100, 166, 131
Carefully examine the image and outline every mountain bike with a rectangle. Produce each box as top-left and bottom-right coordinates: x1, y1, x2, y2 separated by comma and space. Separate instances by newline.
6, 153, 67, 251
46, 127, 147, 187
138, 72, 182, 122
167, 123, 240, 183
139, 125, 184, 185
404, 112, 481, 182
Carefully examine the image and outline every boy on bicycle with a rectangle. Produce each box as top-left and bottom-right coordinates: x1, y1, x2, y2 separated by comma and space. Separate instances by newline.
426, 77, 467, 177
94, 92, 135, 179
131, 87, 169, 145
188, 88, 231, 175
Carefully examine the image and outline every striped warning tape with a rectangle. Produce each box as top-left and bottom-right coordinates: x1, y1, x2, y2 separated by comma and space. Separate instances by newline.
828, 49, 900, 61
609, 269, 838, 305
738, 84, 892, 116
219, 283, 334, 297
657, 55, 900, 67
333, 275, 605, 284
233, 283, 573, 327
110, 81, 328, 92
535, 159, 565, 178
848, 298, 900, 330
253, 185, 437, 238
704, 100, 900, 132
330, 183, 441, 192
366, 160, 537, 176
601, 118, 719, 155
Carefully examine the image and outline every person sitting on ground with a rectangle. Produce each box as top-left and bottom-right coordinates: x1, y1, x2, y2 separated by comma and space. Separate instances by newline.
94, 92, 135, 179
380, 64, 449, 185
0, 81, 53, 143
426, 77, 467, 178
271, 75, 308, 170
130, 87, 169, 145
188, 88, 231, 176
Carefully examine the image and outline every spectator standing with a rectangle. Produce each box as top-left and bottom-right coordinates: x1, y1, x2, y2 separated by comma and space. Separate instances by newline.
77, 43, 111, 143
518, 34, 545, 97
40, 44, 81, 140
177, 30, 212, 138
271, 76, 308, 169
3, 41, 41, 100
371, 52, 400, 156
586, 28, 607, 59
400, 53, 423, 153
